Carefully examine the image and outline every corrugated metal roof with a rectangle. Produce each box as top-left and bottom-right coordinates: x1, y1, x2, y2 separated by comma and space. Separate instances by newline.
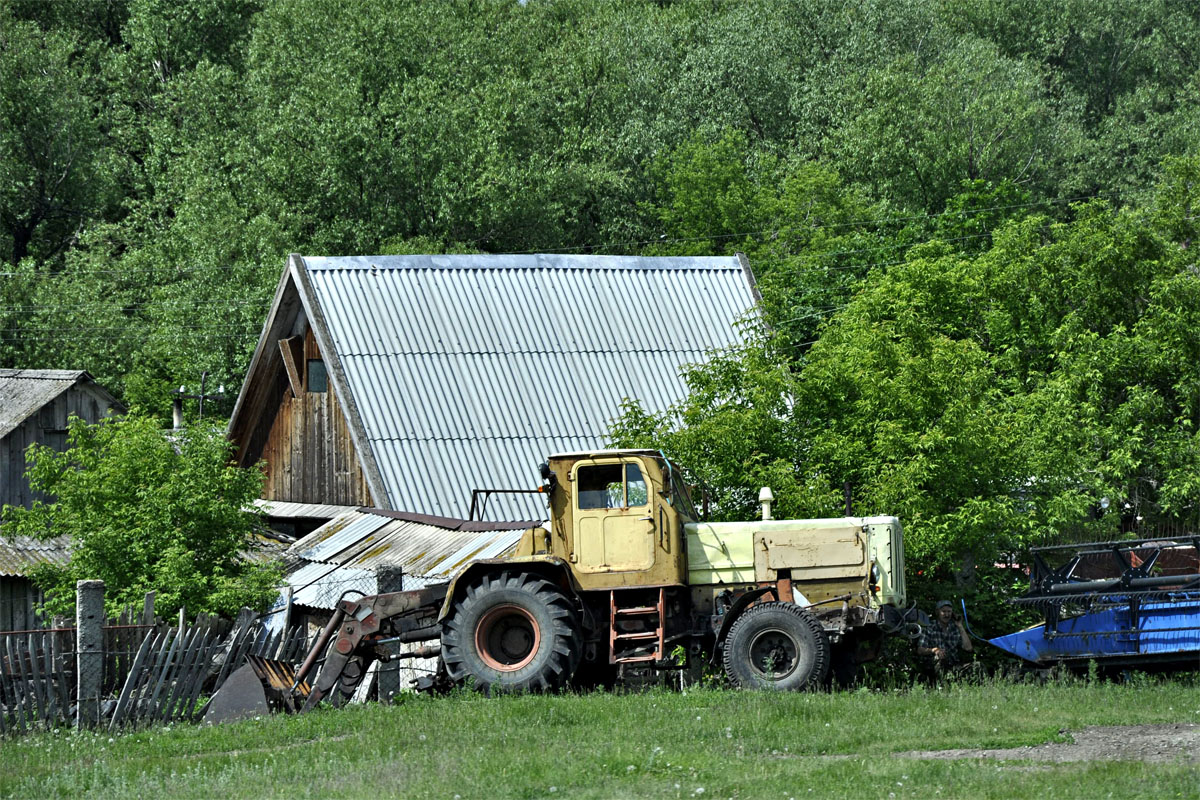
300, 254, 757, 518
0, 534, 72, 577
282, 508, 529, 610
0, 369, 89, 439
251, 499, 360, 521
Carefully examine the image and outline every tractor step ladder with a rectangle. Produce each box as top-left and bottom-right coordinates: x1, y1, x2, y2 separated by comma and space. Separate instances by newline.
609, 588, 665, 664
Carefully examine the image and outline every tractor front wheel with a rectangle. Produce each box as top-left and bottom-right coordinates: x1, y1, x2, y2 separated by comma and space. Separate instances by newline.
441, 572, 581, 693
722, 602, 830, 690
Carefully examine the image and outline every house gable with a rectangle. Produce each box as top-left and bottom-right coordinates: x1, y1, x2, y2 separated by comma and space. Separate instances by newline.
0, 370, 122, 509
253, 327, 372, 505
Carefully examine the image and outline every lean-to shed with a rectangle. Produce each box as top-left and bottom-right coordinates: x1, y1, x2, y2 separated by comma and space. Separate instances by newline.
229, 253, 759, 523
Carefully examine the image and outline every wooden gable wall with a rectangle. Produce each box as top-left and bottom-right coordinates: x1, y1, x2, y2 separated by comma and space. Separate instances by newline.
255, 328, 372, 506
0, 381, 116, 509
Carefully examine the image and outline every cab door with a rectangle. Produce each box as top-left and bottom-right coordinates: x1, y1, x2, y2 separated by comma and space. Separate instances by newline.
573, 459, 654, 573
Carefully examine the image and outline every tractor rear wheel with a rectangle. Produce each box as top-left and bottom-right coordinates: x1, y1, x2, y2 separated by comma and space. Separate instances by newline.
722, 602, 830, 690
441, 572, 581, 693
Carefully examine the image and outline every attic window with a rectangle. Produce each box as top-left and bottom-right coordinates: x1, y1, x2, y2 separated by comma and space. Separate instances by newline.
307, 359, 328, 393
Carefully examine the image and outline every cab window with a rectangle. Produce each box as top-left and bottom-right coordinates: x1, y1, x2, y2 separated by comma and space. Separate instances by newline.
577, 463, 649, 509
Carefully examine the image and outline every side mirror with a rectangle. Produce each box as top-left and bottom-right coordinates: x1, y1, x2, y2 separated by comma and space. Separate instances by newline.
539, 461, 552, 481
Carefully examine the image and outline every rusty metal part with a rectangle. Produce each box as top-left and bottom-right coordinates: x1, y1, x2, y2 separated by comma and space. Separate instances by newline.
247, 654, 311, 712
775, 576, 794, 604
476, 603, 541, 671
293, 606, 345, 691
302, 584, 448, 711
395, 643, 441, 660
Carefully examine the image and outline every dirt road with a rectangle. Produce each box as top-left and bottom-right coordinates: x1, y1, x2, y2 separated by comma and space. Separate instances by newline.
898, 723, 1199, 763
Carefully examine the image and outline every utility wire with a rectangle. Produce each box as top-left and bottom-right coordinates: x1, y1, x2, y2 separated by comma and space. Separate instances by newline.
0, 189, 1120, 280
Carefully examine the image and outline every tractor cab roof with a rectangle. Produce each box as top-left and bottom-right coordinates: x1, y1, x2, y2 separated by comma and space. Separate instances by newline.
547, 448, 665, 460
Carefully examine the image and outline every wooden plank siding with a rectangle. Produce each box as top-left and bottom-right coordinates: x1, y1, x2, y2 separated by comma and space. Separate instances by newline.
257, 329, 372, 505
0, 578, 42, 632
0, 382, 116, 510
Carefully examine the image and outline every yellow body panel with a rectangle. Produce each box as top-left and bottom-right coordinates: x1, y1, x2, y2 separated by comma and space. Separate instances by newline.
685, 523, 754, 584
685, 516, 906, 609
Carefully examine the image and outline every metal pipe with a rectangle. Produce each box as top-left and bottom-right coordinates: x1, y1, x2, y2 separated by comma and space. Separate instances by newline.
371, 643, 441, 660
374, 625, 440, 645
292, 607, 345, 691
1045, 624, 1200, 639
1047, 573, 1200, 594
1033, 536, 1199, 554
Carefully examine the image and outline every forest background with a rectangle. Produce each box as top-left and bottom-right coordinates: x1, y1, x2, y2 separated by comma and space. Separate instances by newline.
4, 0, 1200, 622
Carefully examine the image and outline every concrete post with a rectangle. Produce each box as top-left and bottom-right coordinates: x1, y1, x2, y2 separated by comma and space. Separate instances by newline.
374, 566, 404, 703
76, 580, 105, 729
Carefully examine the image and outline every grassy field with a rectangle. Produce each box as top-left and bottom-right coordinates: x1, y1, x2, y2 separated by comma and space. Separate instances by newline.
1, 678, 1197, 799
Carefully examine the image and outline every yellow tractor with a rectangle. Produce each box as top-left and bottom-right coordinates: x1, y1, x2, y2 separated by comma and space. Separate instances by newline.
207, 450, 906, 717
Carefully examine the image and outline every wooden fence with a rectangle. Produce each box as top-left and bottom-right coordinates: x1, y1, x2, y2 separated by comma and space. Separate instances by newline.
0, 595, 315, 734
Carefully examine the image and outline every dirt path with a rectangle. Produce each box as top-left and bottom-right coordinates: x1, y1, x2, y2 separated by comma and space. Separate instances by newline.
897, 723, 1200, 764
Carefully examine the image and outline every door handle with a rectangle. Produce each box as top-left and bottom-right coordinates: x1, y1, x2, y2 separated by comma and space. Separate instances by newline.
637, 516, 652, 521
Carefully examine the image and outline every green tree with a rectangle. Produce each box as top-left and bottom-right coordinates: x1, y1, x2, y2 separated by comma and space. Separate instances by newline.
0, 9, 117, 266
1, 415, 281, 618
836, 37, 1077, 212
616, 162, 1200, 583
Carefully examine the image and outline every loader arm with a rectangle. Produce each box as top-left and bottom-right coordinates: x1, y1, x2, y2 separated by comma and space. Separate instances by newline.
302, 584, 448, 710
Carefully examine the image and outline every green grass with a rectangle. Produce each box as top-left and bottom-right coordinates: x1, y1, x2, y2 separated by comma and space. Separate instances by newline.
1, 679, 1197, 799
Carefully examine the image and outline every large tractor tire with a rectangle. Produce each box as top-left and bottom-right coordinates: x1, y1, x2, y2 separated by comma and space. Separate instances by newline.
441, 572, 582, 693
722, 602, 830, 690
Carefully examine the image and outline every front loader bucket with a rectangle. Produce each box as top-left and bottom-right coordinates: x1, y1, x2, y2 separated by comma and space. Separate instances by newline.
203, 664, 269, 724
203, 655, 313, 724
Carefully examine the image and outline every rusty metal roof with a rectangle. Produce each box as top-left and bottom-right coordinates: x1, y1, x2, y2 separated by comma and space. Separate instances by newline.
282, 508, 529, 609
0, 370, 94, 439
0, 534, 71, 577
271, 254, 758, 519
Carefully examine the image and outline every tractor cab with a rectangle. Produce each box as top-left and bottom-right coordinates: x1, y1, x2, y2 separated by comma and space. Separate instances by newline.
545, 450, 694, 591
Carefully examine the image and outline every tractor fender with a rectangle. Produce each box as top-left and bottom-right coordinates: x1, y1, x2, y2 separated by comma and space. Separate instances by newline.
437, 556, 576, 622
709, 586, 776, 664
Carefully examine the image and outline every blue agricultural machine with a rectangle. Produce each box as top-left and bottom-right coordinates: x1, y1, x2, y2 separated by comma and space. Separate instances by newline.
989, 537, 1200, 670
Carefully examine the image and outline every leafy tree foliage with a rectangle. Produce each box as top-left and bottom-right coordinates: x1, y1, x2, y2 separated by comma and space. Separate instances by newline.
618, 162, 1200, 585
1, 415, 281, 618
3, 0, 1199, 407
0, 8, 118, 266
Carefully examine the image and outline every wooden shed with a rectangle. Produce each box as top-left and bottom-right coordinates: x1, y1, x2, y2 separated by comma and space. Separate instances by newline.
0, 369, 123, 630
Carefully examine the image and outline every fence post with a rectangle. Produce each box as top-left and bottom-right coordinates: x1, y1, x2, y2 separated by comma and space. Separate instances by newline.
76, 580, 105, 729
375, 566, 404, 703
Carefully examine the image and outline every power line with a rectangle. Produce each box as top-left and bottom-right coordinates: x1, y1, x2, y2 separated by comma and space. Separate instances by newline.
0, 189, 1123, 280
2, 298, 266, 311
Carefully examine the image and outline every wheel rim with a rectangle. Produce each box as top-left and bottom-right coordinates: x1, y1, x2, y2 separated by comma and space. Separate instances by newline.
475, 604, 541, 671
747, 628, 800, 680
